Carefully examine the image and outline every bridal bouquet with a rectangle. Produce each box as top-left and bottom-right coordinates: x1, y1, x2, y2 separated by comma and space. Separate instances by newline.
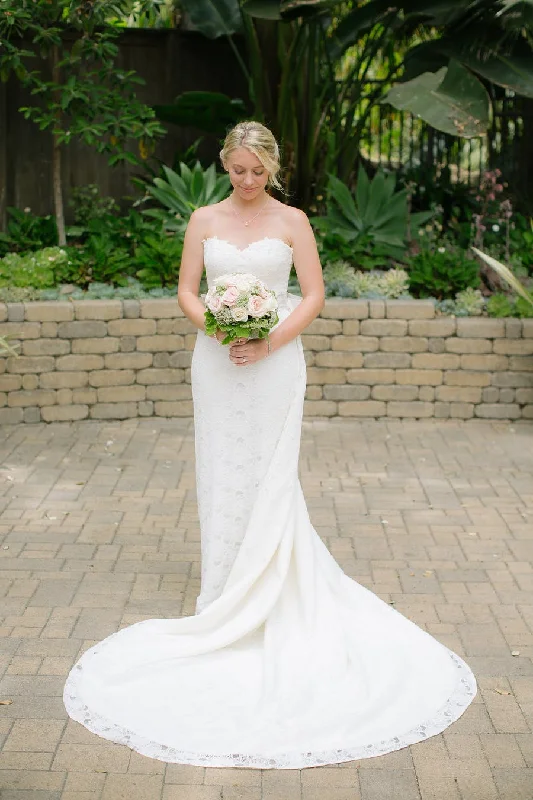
204, 272, 279, 345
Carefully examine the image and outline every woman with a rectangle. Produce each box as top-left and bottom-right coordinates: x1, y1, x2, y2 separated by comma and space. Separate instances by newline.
63, 121, 477, 769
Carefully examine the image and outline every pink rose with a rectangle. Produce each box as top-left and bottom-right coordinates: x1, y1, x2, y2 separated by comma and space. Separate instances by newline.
222, 286, 239, 306
248, 295, 268, 318
207, 295, 222, 313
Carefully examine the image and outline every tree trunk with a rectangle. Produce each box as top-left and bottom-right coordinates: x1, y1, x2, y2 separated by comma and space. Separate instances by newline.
51, 45, 66, 246
52, 133, 66, 246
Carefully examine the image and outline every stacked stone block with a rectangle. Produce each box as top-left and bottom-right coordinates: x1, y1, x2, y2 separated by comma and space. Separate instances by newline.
0, 298, 532, 422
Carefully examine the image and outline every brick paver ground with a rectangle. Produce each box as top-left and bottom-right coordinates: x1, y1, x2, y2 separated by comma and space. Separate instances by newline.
0, 417, 532, 800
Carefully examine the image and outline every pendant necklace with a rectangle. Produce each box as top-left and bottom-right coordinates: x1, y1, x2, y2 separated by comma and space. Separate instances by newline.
230, 194, 270, 227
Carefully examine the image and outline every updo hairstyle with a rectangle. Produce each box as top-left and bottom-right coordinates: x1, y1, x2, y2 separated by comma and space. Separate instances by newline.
220, 121, 283, 191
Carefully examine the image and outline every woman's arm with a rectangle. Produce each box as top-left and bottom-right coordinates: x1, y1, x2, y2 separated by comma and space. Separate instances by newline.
268, 208, 325, 354
177, 209, 210, 331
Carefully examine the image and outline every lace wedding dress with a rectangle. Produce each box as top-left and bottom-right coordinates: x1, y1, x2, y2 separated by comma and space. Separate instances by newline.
63, 236, 477, 769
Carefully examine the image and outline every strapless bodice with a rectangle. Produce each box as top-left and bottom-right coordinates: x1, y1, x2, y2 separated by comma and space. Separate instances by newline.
202, 237, 293, 306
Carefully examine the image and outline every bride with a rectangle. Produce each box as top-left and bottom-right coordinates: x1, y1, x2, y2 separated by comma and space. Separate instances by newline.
63, 121, 477, 769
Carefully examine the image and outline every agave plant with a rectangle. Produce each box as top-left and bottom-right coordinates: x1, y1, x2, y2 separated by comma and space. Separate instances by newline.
142, 162, 231, 235
312, 166, 433, 262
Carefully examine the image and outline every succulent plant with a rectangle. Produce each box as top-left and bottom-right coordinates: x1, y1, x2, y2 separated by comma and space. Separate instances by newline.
379, 269, 410, 299
486, 293, 514, 317
0, 286, 41, 302
454, 287, 485, 316
323, 262, 410, 299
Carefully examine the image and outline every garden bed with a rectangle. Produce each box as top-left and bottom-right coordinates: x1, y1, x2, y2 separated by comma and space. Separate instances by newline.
1, 297, 532, 424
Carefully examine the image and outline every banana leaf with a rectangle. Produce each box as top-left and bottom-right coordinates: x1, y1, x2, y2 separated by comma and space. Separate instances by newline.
181, 0, 242, 37
383, 60, 490, 138
153, 92, 246, 135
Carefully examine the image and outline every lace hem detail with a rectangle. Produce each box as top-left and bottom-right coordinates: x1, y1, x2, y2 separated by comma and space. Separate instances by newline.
64, 643, 477, 770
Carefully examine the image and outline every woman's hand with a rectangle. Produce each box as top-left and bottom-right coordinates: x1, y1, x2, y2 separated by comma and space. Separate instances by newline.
210, 329, 245, 346
229, 338, 268, 366
212, 329, 226, 344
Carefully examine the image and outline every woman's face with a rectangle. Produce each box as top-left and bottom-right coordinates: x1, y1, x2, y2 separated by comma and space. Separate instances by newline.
224, 147, 269, 201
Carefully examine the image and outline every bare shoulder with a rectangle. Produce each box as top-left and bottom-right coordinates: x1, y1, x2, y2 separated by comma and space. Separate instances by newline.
269, 201, 312, 247
276, 202, 309, 227
187, 201, 227, 239
281, 204, 315, 248
189, 203, 218, 226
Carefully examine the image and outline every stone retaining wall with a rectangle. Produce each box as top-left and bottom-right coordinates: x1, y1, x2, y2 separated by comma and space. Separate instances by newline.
0, 298, 532, 423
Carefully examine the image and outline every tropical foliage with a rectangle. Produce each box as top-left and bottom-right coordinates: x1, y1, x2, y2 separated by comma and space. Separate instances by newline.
382, 0, 533, 134
311, 167, 433, 265
177, 0, 533, 205
1, 2, 533, 318
140, 163, 231, 234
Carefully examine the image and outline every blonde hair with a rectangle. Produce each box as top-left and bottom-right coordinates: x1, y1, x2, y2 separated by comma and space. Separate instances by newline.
220, 121, 283, 191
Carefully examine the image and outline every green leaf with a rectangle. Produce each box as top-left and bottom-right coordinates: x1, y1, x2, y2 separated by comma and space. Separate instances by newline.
329, 2, 393, 60
153, 92, 246, 135
278, 0, 335, 21
243, 0, 283, 19
383, 60, 490, 138
327, 174, 358, 226
411, 210, 435, 229
355, 164, 370, 217
457, 47, 533, 100
180, 0, 242, 38
144, 162, 230, 230
365, 171, 389, 223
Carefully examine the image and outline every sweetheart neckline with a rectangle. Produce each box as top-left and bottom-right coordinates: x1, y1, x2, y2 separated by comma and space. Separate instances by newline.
202, 236, 293, 254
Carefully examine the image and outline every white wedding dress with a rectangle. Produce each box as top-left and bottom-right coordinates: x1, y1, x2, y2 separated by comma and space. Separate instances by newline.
63, 236, 477, 769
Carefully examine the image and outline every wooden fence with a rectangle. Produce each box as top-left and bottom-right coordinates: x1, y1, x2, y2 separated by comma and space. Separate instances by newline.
0, 29, 246, 229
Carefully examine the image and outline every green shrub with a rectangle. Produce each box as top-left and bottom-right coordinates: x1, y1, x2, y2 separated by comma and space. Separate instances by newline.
0, 247, 68, 289
69, 184, 120, 225
485, 294, 533, 318
0, 207, 57, 257
486, 294, 515, 317
399, 164, 476, 244
515, 296, 533, 317
0, 286, 41, 302
59, 237, 132, 287
134, 233, 183, 288
407, 244, 480, 300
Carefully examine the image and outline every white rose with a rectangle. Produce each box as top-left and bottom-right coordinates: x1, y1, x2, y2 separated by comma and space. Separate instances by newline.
264, 293, 278, 312
231, 306, 248, 322
233, 275, 252, 291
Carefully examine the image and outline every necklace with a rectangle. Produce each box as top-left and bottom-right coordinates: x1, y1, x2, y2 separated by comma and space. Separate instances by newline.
230, 194, 270, 227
